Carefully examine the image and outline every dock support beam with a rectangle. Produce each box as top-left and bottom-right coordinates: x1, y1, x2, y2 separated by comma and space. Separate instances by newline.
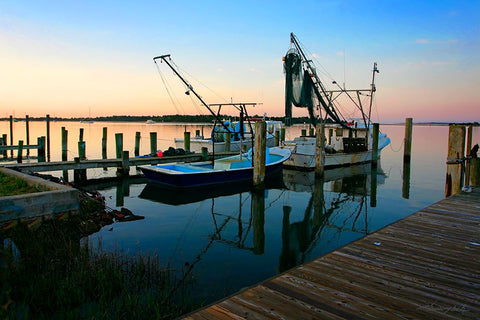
403, 118, 413, 163
115, 133, 123, 159
253, 121, 266, 188
371, 123, 379, 168
150, 132, 157, 155
102, 127, 107, 159
184, 132, 191, 152
315, 124, 325, 177
445, 125, 466, 197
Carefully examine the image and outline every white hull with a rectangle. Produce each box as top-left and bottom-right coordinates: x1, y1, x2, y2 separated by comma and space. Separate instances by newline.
175, 136, 276, 153
283, 132, 390, 170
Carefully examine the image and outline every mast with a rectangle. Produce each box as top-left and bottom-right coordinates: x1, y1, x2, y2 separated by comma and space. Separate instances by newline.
289, 33, 347, 127
153, 54, 231, 133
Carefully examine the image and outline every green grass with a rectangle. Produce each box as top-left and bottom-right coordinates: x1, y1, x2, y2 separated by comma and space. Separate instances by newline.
0, 207, 196, 319
0, 172, 49, 196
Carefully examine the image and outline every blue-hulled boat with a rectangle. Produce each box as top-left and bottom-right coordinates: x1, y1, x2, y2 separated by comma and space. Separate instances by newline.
139, 147, 291, 189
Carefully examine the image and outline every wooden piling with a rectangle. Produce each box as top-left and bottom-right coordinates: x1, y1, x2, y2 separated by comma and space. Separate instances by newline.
135, 132, 141, 157
17, 140, 23, 163
465, 125, 473, 186
117, 150, 130, 177
402, 160, 411, 199
61, 127, 68, 161
184, 132, 191, 152
102, 127, 107, 159
115, 133, 123, 159
371, 123, 379, 167
252, 190, 265, 255
301, 129, 306, 136
225, 132, 231, 152
37, 136, 46, 162
25, 115, 30, 156
201, 147, 208, 161
9, 115, 13, 158
315, 123, 325, 177
78, 141, 86, 160
73, 157, 87, 184
403, 117, 413, 163
445, 125, 466, 197
253, 121, 266, 188
280, 128, 286, 143
46, 114, 51, 162
79, 128, 84, 142
61, 127, 68, 181
274, 130, 280, 147
370, 166, 378, 207
1, 134, 7, 157
309, 127, 314, 137
150, 132, 157, 155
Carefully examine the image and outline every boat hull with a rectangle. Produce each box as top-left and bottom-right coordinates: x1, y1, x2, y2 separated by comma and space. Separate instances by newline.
139, 147, 291, 189
283, 134, 390, 170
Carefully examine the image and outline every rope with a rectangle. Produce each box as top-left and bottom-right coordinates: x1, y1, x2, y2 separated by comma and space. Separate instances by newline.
389, 139, 404, 153
155, 61, 184, 114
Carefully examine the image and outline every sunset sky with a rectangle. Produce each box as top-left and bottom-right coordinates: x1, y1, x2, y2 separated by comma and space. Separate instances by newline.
1, 0, 479, 123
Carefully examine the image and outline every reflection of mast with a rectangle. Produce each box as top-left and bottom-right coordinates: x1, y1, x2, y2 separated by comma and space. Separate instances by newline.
279, 171, 372, 272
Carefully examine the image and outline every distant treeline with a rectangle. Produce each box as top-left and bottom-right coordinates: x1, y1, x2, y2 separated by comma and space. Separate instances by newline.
0, 114, 333, 125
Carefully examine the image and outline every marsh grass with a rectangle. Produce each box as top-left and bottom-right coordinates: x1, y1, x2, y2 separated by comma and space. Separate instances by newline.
0, 216, 195, 319
0, 171, 49, 196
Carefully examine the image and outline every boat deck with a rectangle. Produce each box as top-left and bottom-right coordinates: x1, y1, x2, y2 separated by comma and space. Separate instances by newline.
184, 187, 480, 319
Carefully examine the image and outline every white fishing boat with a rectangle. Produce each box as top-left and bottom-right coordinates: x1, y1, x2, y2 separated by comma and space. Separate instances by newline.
174, 115, 283, 153
282, 33, 390, 170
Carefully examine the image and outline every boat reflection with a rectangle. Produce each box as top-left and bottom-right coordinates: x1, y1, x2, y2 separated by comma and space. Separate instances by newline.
279, 163, 386, 272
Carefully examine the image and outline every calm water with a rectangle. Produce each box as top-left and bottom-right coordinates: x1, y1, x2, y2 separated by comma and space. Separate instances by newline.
1, 120, 479, 307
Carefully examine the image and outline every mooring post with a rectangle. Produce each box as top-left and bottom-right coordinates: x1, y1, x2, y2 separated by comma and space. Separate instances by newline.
61, 127, 68, 181
73, 157, 87, 184
370, 166, 378, 207
275, 130, 280, 146
17, 140, 23, 163
102, 127, 107, 159
150, 132, 157, 156
195, 129, 200, 137
79, 128, 84, 142
315, 123, 325, 177
115, 133, 123, 159
184, 131, 191, 152
9, 115, 13, 158
403, 118, 413, 163
280, 127, 286, 143
78, 141, 86, 160
225, 132, 231, 152
201, 147, 208, 160
25, 115, 30, 156
37, 136, 46, 162
371, 123, 379, 168
301, 128, 307, 136
117, 150, 130, 177
402, 159, 411, 199
1, 134, 7, 157
445, 125, 466, 197
61, 127, 68, 161
253, 121, 267, 188
134, 131, 141, 157
46, 114, 51, 162
252, 189, 265, 255
464, 125, 473, 187
309, 127, 314, 137
328, 128, 333, 145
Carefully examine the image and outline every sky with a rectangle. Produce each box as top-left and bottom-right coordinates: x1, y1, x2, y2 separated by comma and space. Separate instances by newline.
1, 0, 479, 123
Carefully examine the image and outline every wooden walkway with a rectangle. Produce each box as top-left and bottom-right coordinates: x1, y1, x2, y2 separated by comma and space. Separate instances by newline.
184, 188, 480, 319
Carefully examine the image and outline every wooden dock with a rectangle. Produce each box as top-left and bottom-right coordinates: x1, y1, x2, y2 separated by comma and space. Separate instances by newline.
184, 187, 480, 319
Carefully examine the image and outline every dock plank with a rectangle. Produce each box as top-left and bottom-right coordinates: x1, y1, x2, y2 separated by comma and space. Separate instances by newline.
184, 187, 480, 319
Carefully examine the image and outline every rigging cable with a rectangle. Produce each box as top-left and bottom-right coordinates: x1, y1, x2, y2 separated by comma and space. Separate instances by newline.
154, 61, 184, 114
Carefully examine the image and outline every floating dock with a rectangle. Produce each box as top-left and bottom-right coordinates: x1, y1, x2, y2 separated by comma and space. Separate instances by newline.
184, 187, 480, 319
